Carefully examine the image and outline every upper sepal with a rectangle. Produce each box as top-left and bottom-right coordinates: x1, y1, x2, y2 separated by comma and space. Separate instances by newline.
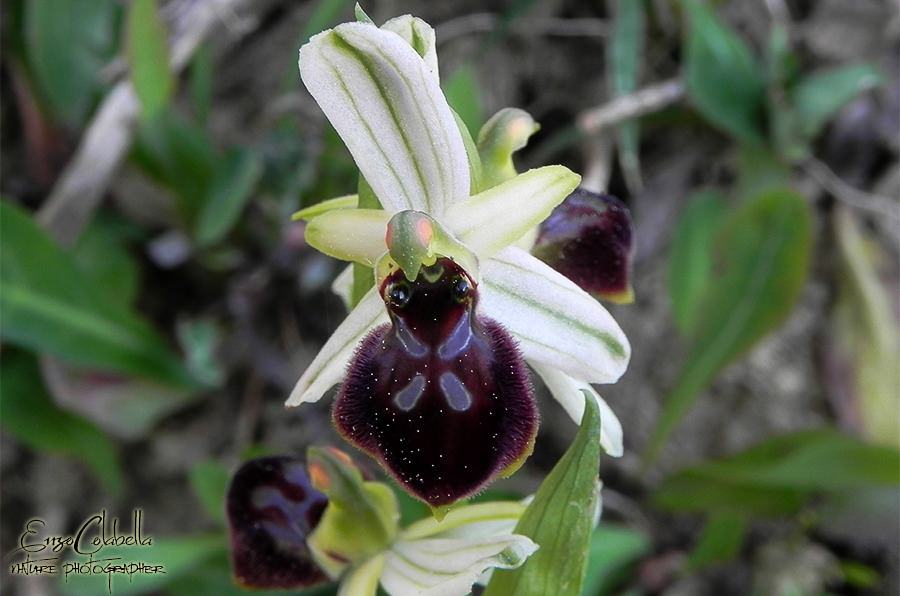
299, 21, 469, 214
225, 456, 329, 589
532, 188, 635, 303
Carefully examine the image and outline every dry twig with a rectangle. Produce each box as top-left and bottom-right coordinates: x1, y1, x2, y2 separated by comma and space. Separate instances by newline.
37, 0, 268, 247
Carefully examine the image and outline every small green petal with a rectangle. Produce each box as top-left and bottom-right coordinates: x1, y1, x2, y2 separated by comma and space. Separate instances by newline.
338, 554, 384, 596
304, 209, 391, 266
292, 195, 359, 221
477, 108, 540, 188
307, 447, 399, 577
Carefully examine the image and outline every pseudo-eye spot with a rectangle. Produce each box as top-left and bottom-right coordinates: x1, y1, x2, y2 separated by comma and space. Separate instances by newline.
333, 258, 538, 506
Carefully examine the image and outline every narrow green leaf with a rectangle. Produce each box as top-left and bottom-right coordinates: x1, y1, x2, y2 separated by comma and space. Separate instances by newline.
132, 109, 218, 226
654, 430, 900, 515
829, 208, 900, 447
484, 392, 602, 596
687, 511, 747, 571
194, 148, 262, 246
189, 44, 214, 126
793, 64, 883, 141
73, 214, 142, 306
648, 189, 812, 463
667, 191, 729, 334
0, 351, 123, 494
443, 65, 483, 137
58, 534, 223, 596
126, 0, 174, 119
0, 202, 196, 387
189, 461, 231, 525
608, 0, 646, 193
23, 0, 117, 127
684, 0, 766, 144
582, 524, 650, 596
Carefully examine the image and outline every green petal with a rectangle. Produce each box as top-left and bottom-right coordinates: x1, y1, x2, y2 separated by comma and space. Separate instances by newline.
292, 195, 359, 221
480, 248, 630, 384
338, 554, 385, 596
444, 166, 580, 259
305, 209, 391, 266
299, 22, 469, 214
477, 108, 540, 188
285, 288, 388, 406
400, 502, 526, 541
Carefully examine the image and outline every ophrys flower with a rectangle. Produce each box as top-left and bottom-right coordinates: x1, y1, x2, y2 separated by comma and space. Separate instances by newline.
288, 14, 630, 506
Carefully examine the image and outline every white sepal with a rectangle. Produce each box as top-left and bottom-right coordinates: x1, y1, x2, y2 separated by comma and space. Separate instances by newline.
381, 534, 537, 596
531, 363, 624, 457
285, 288, 388, 406
299, 22, 468, 215
480, 247, 631, 384
381, 15, 439, 79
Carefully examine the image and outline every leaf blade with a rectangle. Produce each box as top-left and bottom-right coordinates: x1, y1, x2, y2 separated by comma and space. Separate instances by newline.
484, 393, 602, 596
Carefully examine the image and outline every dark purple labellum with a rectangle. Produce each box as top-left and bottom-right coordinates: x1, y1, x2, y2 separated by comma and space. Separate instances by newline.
533, 188, 635, 303
226, 456, 329, 589
334, 258, 537, 507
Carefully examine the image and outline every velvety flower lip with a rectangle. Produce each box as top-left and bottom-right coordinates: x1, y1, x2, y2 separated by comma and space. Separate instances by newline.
290, 15, 630, 489
334, 257, 538, 506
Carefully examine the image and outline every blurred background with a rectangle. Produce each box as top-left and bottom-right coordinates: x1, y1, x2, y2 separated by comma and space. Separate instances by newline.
1, 1, 898, 595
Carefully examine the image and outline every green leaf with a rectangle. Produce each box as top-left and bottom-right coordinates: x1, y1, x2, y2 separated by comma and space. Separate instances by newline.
0, 350, 123, 494
189, 44, 214, 126
194, 148, 262, 246
581, 524, 650, 596
484, 392, 602, 596
73, 214, 142, 306
40, 357, 199, 439
132, 109, 218, 226
829, 208, 900, 448
126, 0, 174, 119
58, 534, 223, 596
686, 511, 747, 571
0, 202, 197, 387
189, 461, 231, 525
23, 0, 117, 127
654, 430, 900, 515
684, 0, 766, 144
443, 65, 483, 138
667, 191, 729, 334
608, 0, 646, 193
792, 64, 883, 142
648, 189, 812, 463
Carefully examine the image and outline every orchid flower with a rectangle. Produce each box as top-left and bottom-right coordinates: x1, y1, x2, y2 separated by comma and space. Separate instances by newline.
227, 450, 538, 596
288, 13, 630, 507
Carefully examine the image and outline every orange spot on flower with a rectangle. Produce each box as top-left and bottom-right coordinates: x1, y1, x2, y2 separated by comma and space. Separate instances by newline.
308, 463, 330, 490
415, 218, 433, 247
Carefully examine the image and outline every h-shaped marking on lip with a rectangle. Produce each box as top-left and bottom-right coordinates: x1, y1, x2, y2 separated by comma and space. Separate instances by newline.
394, 317, 429, 358
437, 310, 473, 360
439, 372, 472, 412
394, 374, 427, 411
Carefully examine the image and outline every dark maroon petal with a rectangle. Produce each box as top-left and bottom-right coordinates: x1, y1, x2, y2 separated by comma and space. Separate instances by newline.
533, 188, 635, 303
226, 456, 329, 589
334, 258, 538, 507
